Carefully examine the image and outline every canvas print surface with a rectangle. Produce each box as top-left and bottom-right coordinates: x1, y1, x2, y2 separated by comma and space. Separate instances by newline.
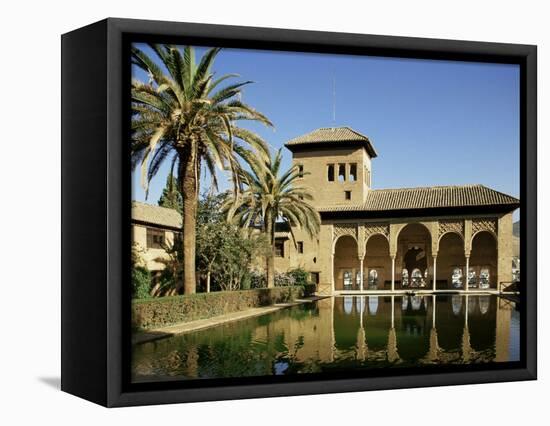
129, 44, 521, 383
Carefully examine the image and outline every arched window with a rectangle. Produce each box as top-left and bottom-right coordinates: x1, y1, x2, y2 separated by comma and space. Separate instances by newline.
343, 271, 353, 290
368, 269, 378, 289
479, 268, 490, 289
402, 269, 409, 287
451, 267, 463, 288
411, 268, 423, 287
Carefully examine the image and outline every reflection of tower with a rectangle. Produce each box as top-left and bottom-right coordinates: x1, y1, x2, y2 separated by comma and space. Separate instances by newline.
428, 295, 440, 362
387, 296, 400, 363
462, 295, 472, 363
356, 297, 368, 361
495, 297, 512, 362
330, 296, 336, 362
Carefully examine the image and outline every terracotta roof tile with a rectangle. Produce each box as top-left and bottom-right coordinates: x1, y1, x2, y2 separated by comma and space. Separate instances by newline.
285, 127, 377, 157
317, 185, 519, 212
131, 201, 182, 229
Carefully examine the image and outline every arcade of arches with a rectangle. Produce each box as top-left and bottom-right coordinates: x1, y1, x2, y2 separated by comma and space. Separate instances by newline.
331, 217, 508, 292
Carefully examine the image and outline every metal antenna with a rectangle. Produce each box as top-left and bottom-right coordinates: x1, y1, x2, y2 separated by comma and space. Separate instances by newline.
332, 74, 336, 126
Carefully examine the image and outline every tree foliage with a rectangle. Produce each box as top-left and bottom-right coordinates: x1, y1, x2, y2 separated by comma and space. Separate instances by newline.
225, 149, 321, 288
196, 194, 269, 291
131, 44, 273, 294
158, 173, 182, 213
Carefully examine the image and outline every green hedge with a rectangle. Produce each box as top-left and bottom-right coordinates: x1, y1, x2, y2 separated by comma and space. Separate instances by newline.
132, 286, 303, 330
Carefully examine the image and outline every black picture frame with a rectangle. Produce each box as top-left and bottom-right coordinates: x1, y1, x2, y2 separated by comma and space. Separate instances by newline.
61, 17, 537, 407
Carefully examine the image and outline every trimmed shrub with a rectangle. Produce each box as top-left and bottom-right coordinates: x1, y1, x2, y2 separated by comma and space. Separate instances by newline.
132, 267, 151, 299
132, 286, 303, 329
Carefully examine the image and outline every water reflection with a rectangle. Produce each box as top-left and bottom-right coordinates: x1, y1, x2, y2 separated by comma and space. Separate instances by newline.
132, 295, 520, 382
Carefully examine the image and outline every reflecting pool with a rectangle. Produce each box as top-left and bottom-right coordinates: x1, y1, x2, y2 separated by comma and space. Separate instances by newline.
132, 295, 520, 382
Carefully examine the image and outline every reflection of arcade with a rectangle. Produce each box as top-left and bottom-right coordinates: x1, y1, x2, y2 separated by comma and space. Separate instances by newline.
332, 295, 513, 365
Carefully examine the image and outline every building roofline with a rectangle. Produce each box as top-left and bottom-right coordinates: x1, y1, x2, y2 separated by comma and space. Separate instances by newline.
284, 126, 378, 158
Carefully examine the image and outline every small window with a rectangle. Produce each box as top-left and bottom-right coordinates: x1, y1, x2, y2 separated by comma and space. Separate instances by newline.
452, 267, 463, 288
345, 190, 351, 200
275, 240, 285, 257
402, 269, 409, 287
310, 272, 320, 284
327, 164, 335, 181
479, 268, 490, 289
343, 271, 353, 290
297, 241, 304, 254
146, 228, 165, 249
349, 163, 357, 182
298, 164, 304, 178
338, 164, 346, 182
368, 269, 378, 289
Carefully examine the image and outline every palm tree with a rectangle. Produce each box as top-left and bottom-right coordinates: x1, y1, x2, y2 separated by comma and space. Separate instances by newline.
131, 44, 272, 294
226, 149, 321, 288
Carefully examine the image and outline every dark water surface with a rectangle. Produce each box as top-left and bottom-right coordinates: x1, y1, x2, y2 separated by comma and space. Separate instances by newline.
132, 295, 519, 382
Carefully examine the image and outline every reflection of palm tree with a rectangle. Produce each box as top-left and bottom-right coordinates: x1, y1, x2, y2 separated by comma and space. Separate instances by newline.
428, 328, 440, 362
226, 149, 320, 288
462, 327, 472, 363
387, 328, 400, 363
131, 44, 273, 294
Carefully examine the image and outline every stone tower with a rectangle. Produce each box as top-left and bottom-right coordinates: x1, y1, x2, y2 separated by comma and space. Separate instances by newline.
284, 127, 377, 208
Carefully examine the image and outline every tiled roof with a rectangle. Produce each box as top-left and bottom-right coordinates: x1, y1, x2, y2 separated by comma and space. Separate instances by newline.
317, 185, 519, 212
285, 127, 378, 157
131, 201, 182, 229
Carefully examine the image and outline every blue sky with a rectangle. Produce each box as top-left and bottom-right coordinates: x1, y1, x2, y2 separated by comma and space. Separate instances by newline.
131, 44, 520, 217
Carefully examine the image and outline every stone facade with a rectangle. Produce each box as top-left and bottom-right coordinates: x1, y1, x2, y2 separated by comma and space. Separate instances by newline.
279, 127, 519, 294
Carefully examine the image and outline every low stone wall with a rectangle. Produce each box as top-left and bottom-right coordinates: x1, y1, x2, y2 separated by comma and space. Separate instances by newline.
132, 286, 303, 330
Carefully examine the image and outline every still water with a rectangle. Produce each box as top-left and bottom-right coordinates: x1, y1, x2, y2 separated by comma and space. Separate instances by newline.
132, 295, 520, 382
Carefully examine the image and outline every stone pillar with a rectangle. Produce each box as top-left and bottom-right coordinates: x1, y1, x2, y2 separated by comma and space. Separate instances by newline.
432, 294, 436, 328
465, 256, 470, 292
498, 213, 514, 289
359, 256, 364, 291
391, 295, 395, 328
330, 251, 335, 294
432, 255, 437, 292
391, 255, 396, 292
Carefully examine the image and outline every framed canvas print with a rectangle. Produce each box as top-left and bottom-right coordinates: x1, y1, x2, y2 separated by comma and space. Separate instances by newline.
61, 18, 537, 407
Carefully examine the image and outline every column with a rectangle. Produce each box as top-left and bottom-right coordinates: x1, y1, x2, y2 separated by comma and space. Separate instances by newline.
330, 251, 335, 294
465, 256, 470, 292
391, 295, 395, 328
432, 294, 436, 328
391, 255, 396, 292
432, 255, 437, 292
465, 294, 469, 326
359, 257, 364, 291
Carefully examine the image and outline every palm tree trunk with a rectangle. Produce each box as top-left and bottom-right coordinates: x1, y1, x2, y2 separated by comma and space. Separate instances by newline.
265, 210, 275, 288
179, 147, 199, 294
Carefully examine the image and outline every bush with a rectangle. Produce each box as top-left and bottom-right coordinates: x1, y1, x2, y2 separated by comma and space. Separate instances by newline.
274, 272, 296, 287
302, 283, 317, 297
132, 286, 304, 329
249, 270, 267, 289
288, 268, 309, 286
132, 266, 151, 299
